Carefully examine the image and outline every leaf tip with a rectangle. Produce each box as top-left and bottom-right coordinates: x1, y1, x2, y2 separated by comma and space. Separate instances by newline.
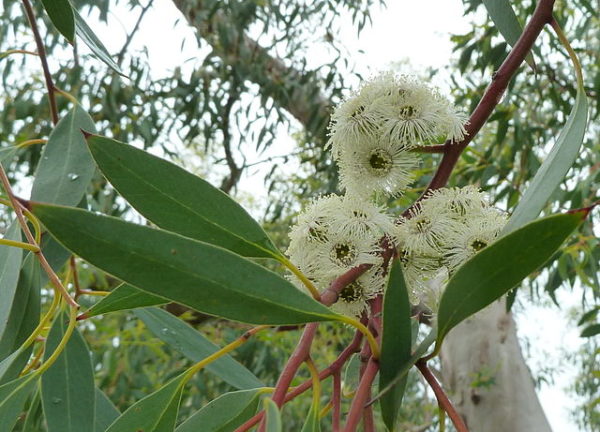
80, 129, 95, 139
568, 203, 597, 220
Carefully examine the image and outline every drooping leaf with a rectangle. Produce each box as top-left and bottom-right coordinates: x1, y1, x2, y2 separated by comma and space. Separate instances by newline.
80, 284, 168, 319
175, 389, 261, 432
94, 387, 120, 432
264, 398, 282, 432
105, 373, 186, 432
74, 10, 124, 75
31, 204, 340, 325
481, 0, 535, 68
30, 105, 97, 207
41, 0, 75, 42
581, 324, 600, 338
41, 312, 95, 432
437, 211, 588, 346
86, 135, 282, 259
342, 354, 360, 395
0, 222, 24, 341
135, 308, 264, 390
0, 349, 30, 386
379, 260, 412, 431
300, 404, 321, 432
503, 87, 588, 234
0, 255, 41, 382
22, 386, 43, 432
0, 374, 39, 430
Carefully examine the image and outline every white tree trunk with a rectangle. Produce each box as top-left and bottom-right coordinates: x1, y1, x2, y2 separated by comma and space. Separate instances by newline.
440, 301, 553, 432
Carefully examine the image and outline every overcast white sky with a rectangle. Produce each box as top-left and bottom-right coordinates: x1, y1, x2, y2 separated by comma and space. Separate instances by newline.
88, 1, 586, 430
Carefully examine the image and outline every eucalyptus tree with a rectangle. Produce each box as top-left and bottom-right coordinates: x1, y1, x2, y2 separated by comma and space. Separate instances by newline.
0, 0, 597, 432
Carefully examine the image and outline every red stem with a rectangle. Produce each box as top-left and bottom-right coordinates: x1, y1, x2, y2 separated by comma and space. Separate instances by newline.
234, 332, 363, 432
21, 0, 59, 125
332, 370, 342, 432
342, 358, 379, 432
407, 0, 556, 213
416, 359, 469, 432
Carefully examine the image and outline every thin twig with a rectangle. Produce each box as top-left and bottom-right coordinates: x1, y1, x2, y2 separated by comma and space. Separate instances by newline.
21, 0, 59, 125
417, 0, 555, 199
416, 359, 469, 432
342, 358, 379, 432
332, 370, 342, 432
0, 175, 78, 309
234, 331, 363, 432
116, 0, 154, 65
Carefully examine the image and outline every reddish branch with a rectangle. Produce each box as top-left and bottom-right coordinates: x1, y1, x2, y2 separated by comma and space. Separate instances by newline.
342, 358, 379, 432
416, 360, 469, 432
332, 370, 342, 432
424, 0, 555, 193
238, 0, 555, 430
234, 332, 363, 432
21, 0, 59, 125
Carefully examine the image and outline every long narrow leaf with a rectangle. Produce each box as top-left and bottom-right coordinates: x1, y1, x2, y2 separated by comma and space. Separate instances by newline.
175, 389, 262, 432
81, 284, 168, 319
135, 307, 264, 390
437, 211, 588, 345
105, 373, 186, 432
86, 135, 282, 259
74, 10, 124, 75
41, 312, 95, 432
503, 88, 588, 234
379, 260, 412, 431
31, 203, 339, 325
41, 0, 75, 42
31, 105, 96, 207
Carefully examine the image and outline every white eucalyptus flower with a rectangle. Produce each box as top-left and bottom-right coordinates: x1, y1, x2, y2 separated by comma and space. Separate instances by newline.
421, 186, 489, 219
400, 206, 455, 253
443, 212, 507, 272
328, 195, 397, 240
330, 267, 386, 317
337, 137, 419, 198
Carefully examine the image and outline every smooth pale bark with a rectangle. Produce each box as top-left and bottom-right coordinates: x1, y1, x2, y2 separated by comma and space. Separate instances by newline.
440, 301, 552, 432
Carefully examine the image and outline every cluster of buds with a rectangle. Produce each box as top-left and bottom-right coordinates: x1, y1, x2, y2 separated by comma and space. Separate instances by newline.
287, 73, 506, 317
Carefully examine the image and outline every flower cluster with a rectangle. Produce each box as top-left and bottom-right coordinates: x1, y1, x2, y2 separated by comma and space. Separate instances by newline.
286, 73, 504, 318
287, 195, 396, 317
328, 73, 467, 198
396, 186, 507, 310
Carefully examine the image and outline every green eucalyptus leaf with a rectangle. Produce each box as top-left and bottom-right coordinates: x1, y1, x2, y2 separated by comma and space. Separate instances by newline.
80, 284, 168, 319
0, 255, 41, 383
379, 260, 411, 431
41, 312, 95, 432
581, 324, 600, 338
264, 398, 282, 432
74, 10, 124, 75
481, 0, 535, 68
300, 404, 321, 432
0, 349, 30, 386
503, 88, 588, 234
0, 222, 24, 342
175, 389, 261, 432
437, 211, 588, 346
342, 354, 360, 394
94, 387, 120, 432
135, 307, 264, 390
0, 374, 39, 430
105, 373, 186, 432
41, 0, 75, 42
86, 135, 282, 259
22, 386, 43, 432
31, 203, 339, 325
31, 105, 96, 207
